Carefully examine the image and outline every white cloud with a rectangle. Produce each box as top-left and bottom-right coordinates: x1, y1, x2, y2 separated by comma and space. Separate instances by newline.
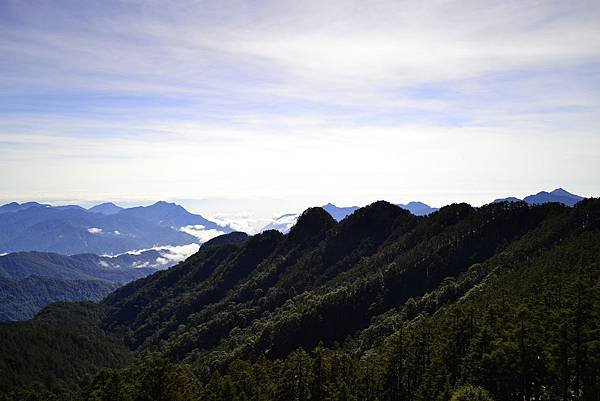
131, 261, 150, 268
87, 227, 103, 234
261, 213, 299, 234
179, 225, 226, 243
121, 243, 201, 265
206, 213, 269, 235
156, 257, 169, 265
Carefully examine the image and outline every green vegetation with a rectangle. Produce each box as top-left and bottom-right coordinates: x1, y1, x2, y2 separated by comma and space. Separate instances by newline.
0, 275, 117, 320
0, 302, 131, 396
0, 199, 598, 400
0, 250, 169, 320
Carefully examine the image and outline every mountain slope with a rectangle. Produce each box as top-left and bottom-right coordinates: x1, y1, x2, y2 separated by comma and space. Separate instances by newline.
0, 276, 117, 320
104, 200, 562, 362
0, 302, 131, 393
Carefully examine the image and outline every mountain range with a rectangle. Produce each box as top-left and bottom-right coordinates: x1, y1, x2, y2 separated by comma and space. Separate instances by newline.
1, 196, 597, 400
0, 201, 231, 255
494, 187, 585, 206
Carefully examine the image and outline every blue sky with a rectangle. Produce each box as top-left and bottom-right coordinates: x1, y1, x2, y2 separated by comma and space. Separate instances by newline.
1, 0, 599, 218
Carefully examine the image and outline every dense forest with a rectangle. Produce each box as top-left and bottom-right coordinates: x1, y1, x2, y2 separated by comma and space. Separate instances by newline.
0, 199, 598, 401
0, 276, 117, 320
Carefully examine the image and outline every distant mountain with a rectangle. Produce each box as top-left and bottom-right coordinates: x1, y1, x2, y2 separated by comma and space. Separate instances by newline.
494, 188, 585, 207
0, 205, 195, 255
0, 275, 117, 320
397, 201, 438, 216
321, 203, 360, 221
0, 201, 229, 255
88, 202, 124, 215
118, 201, 230, 231
53, 205, 87, 211
0, 251, 163, 283
0, 202, 47, 214
494, 196, 521, 203
0, 249, 180, 320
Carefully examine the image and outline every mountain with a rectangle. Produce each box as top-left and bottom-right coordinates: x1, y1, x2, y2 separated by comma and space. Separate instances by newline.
0, 203, 198, 255
0, 249, 179, 283
1, 198, 599, 401
397, 200, 438, 215
494, 188, 585, 206
493, 196, 521, 203
0, 250, 175, 320
118, 201, 230, 231
88, 202, 124, 215
0, 201, 47, 214
0, 302, 132, 392
0, 276, 117, 320
321, 203, 360, 221
200, 231, 249, 249
0, 200, 230, 255
523, 187, 585, 206
261, 201, 438, 233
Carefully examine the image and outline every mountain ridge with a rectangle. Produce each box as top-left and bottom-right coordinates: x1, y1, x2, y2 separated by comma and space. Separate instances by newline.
494, 187, 585, 206
0, 201, 228, 255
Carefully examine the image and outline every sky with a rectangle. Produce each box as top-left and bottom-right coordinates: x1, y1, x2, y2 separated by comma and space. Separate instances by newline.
1, 0, 599, 220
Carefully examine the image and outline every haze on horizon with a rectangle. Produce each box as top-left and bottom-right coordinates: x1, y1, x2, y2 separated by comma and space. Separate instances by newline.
1, 0, 599, 213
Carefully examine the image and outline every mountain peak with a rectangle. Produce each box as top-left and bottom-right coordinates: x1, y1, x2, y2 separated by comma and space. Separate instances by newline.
153, 200, 172, 206
288, 207, 336, 243
550, 188, 581, 199
88, 202, 123, 215
523, 188, 585, 207
396, 201, 438, 216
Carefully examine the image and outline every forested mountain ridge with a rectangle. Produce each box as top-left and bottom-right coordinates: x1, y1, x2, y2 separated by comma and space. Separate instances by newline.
0, 276, 117, 320
0, 199, 598, 400
0, 251, 165, 320
101, 200, 576, 364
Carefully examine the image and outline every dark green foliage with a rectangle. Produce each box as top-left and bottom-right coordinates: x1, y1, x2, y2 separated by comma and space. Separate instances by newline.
0, 251, 161, 320
0, 302, 131, 395
0, 276, 117, 320
1, 199, 599, 401
200, 231, 249, 250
